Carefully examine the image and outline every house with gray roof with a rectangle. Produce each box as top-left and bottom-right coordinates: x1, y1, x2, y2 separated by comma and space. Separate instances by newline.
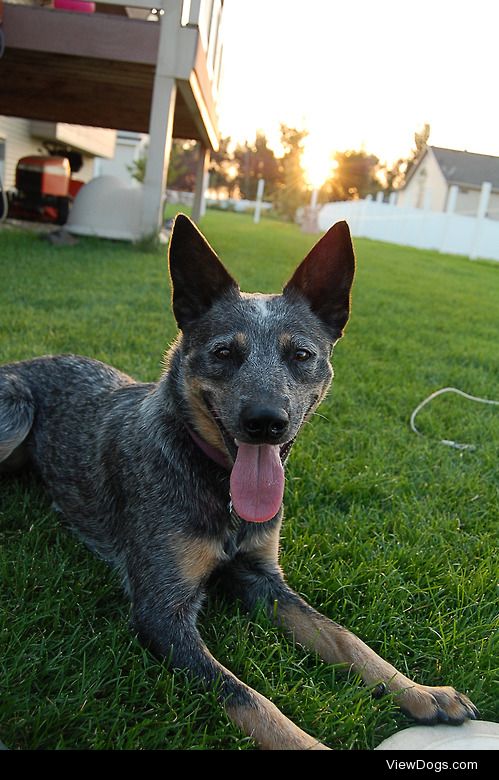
397, 146, 499, 220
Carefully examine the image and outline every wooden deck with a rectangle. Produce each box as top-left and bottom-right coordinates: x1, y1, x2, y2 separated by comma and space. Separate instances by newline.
1, 4, 217, 144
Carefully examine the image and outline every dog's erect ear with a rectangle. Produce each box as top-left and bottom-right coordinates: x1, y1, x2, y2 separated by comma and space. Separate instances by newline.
283, 221, 355, 340
168, 214, 239, 330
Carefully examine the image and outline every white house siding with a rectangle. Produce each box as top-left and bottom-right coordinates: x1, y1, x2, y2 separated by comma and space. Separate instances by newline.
97, 132, 148, 184
455, 188, 482, 216
0, 116, 114, 191
455, 187, 499, 220
397, 148, 448, 211
488, 192, 499, 220
76, 156, 97, 183
0, 116, 38, 190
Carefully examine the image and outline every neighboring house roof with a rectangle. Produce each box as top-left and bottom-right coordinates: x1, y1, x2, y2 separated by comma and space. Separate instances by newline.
431, 146, 499, 190
407, 146, 499, 191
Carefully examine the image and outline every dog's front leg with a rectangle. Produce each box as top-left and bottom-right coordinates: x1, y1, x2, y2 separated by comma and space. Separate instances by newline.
129, 567, 328, 750
224, 549, 478, 726
275, 591, 478, 725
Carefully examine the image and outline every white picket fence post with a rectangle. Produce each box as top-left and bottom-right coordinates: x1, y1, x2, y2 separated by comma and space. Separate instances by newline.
469, 181, 492, 260
439, 184, 459, 255
253, 178, 265, 224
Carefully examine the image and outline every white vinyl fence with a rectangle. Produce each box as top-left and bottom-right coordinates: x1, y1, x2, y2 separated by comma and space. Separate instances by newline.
318, 186, 499, 262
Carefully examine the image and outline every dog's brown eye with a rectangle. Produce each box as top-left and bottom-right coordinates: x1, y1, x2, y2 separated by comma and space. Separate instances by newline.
294, 349, 312, 362
213, 347, 231, 360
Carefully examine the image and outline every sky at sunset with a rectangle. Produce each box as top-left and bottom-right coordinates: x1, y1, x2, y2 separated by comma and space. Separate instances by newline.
217, 0, 499, 186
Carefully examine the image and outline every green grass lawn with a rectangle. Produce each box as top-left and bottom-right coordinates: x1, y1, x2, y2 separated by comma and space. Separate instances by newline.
0, 211, 498, 750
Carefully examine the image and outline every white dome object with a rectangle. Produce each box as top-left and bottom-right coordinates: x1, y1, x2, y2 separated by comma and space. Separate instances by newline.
67, 176, 143, 241
376, 720, 499, 750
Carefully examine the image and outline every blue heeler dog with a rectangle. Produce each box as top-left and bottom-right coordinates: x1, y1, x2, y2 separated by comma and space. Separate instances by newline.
0, 215, 478, 749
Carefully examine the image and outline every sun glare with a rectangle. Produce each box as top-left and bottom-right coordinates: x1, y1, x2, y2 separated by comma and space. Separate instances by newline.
301, 138, 336, 190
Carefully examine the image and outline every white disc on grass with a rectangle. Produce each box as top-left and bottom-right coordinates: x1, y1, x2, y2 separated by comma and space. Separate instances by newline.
376, 721, 499, 750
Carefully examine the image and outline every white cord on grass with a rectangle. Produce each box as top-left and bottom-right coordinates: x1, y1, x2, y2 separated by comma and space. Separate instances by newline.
410, 387, 499, 451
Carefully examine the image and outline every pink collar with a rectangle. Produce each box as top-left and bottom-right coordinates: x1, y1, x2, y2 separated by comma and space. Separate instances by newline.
186, 426, 231, 470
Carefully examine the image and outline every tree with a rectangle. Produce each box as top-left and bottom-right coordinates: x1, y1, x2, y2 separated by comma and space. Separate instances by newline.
128, 149, 147, 183
405, 123, 430, 180
166, 140, 199, 191
209, 136, 238, 198
233, 132, 280, 200
272, 125, 308, 220
127, 139, 199, 190
322, 149, 380, 201
382, 123, 431, 192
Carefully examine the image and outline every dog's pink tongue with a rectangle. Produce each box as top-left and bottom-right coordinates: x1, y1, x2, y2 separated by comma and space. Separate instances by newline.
230, 442, 284, 523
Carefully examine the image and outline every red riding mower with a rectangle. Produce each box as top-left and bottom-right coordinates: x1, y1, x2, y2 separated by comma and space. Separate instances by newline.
7, 147, 84, 225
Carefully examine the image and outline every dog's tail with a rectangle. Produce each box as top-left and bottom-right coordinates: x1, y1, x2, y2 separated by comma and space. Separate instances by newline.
0, 371, 35, 467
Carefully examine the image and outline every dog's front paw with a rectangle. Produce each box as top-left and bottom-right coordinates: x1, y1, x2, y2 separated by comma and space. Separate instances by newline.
398, 684, 479, 725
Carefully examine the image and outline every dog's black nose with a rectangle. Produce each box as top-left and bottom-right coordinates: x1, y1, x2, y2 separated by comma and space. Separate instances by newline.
241, 406, 290, 443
